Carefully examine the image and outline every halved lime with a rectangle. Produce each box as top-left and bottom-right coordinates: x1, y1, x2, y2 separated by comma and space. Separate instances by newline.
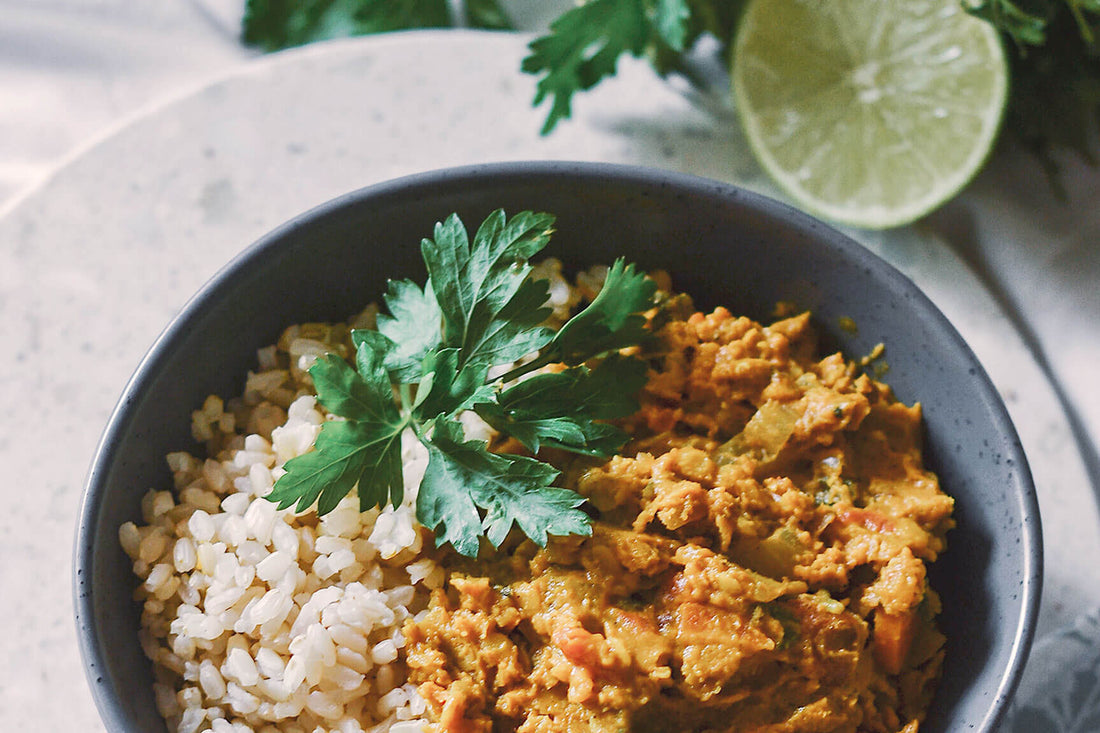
732, 0, 1008, 230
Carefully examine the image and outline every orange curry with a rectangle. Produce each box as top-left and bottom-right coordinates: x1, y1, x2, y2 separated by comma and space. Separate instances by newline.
404, 295, 954, 733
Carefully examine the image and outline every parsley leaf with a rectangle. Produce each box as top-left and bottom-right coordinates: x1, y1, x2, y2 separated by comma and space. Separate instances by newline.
413, 348, 496, 419
374, 278, 442, 381
242, 0, 452, 51
547, 258, 658, 365
266, 347, 408, 513
476, 354, 649, 456
963, 1, 1100, 181
308, 351, 388, 423
464, 0, 513, 30
422, 210, 556, 370
419, 419, 591, 555
520, 0, 707, 133
521, 0, 652, 134
265, 422, 367, 514
267, 209, 658, 557
655, 0, 692, 51
964, 0, 1050, 45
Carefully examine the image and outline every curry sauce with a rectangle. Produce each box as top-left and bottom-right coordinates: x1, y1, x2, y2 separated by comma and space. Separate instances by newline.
403, 298, 953, 733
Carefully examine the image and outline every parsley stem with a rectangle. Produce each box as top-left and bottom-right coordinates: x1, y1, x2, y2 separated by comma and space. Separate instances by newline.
1069, 1, 1095, 44
398, 382, 415, 416
410, 416, 428, 442
496, 350, 558, 385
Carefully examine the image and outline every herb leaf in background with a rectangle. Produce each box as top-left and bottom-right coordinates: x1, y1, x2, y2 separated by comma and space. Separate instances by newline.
464, 0, 514, 30
963, 0, 1100, 182
963, 0, 1050, 44
266, 209, 658, 557
242, 0, 513, 51
519, 0, 691, 134
243, 0, 451, 51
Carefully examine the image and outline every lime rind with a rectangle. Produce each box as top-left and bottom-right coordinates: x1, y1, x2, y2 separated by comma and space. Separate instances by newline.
732, 0, 1009, 230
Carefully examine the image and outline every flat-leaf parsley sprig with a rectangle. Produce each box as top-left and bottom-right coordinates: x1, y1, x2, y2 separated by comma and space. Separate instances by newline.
265, 209, 658, 557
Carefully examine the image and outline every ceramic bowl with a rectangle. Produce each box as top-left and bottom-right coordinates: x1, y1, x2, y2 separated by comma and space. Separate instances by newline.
74, 161, 1041, 732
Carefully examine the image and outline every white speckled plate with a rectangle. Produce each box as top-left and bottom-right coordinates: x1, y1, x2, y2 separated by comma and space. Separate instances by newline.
1, 30, 1096, 730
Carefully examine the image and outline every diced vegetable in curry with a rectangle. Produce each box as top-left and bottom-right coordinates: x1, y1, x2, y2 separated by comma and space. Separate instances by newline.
403, 297, 953, 733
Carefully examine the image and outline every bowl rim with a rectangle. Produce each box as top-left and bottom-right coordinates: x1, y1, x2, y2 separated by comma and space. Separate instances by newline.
73, 159, 1042, 732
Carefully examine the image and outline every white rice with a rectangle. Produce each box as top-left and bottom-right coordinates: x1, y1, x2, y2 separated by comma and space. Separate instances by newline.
122, 390, 438, 733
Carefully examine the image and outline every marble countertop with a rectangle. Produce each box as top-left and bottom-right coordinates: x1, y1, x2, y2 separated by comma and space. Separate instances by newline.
2, 4, 1100, 729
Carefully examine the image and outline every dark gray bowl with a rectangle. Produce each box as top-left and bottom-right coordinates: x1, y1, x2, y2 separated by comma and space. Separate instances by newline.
74, 161, 1041, 732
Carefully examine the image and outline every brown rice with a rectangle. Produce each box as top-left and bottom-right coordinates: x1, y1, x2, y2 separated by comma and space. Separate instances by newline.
121, 356, 436, 733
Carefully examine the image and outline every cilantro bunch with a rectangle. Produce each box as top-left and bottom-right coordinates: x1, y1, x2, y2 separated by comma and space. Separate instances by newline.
266, 210, 657, 557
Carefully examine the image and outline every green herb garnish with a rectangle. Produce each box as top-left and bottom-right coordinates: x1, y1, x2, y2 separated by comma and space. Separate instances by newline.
265, 209, 657, 557
241, 0, 512, 51
963, 0, 1100, 186
242, 0, 1099, 183
520, 0, 692, 135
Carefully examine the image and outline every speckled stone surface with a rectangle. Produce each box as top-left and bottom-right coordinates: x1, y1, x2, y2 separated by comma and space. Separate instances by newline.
1, 31, 1097, 729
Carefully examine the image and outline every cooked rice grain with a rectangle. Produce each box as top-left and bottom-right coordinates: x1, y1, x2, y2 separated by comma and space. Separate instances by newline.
122, 393, 435, 733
